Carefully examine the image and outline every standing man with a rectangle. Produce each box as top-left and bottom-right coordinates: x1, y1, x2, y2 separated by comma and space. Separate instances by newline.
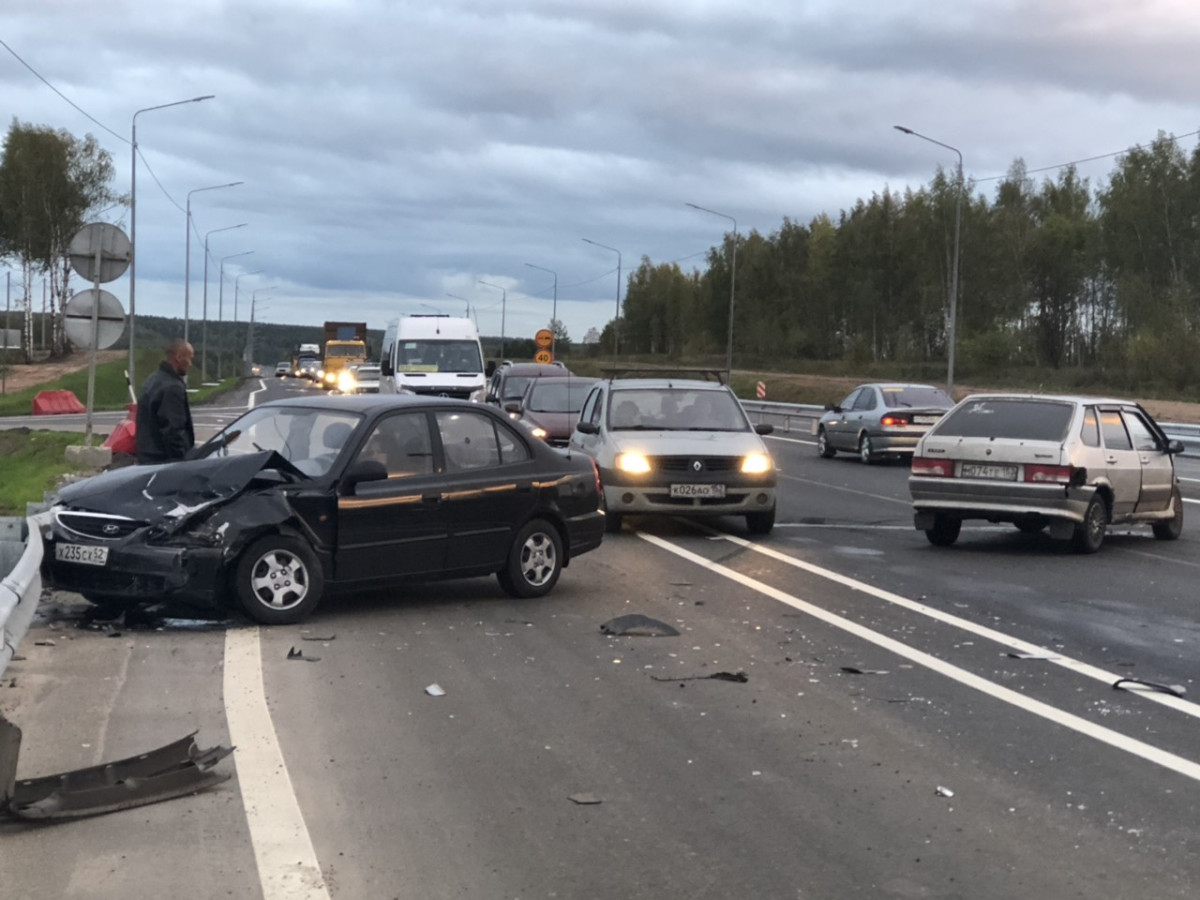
136, 338, 196, 465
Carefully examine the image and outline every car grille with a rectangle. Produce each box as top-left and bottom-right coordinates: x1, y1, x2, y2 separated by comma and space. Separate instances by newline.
55, 510, 145, 540
406, 386, 476, 400
654, 456, 740, 474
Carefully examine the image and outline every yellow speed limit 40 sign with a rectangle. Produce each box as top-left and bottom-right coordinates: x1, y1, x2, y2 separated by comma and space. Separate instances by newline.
534, 349, 553, 364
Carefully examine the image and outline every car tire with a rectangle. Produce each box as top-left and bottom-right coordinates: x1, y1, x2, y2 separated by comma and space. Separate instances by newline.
604, 511, 624, 534
746, 506, 776, 535
817, 428, 836, 458
1014, 518, 1046, 534
1152, 485, 1184, 541
234, 535, 324, 625
859, 434, 877, 465
1072, 494, 1108, 554
925, 514, 961, 547
497, 518, 563, 598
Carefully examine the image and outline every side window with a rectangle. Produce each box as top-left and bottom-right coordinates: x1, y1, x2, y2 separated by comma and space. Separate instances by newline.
1099, 410, 1132, 451
1080, 408, 1100, 447
587, 388, 605, 427
853, 388, 877, 411
356, 412, 433, 479
496, 420, 532, 464
839, 389, 861, 411
1122, 411, 1161, 452
579, 388, 599, 427
437, 411, 501, 471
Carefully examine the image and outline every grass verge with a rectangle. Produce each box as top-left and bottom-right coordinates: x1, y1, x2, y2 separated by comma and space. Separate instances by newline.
0, 429, 90, 516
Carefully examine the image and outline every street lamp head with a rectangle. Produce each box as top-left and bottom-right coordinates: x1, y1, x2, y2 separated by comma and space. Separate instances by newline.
893, 125, 914, 135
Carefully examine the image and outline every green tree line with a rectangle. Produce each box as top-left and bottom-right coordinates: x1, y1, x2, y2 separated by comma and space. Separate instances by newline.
613, 132, 1200, 395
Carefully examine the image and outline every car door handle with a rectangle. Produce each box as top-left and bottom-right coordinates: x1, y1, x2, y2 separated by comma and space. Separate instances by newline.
423, 494, 442, 505
1106, 456, 1118, 464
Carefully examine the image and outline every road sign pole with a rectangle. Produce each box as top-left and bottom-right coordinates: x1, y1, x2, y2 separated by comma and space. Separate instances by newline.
84, 247, 103, 446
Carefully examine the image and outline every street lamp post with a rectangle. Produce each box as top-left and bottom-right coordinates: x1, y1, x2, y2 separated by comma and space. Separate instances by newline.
217, 250, 254, 379
247, 287, 277, 376
233, 270, 262, 326
201, 223, 247, 383
129, 94, 214, 389
582, 238, 622, 356
446, 293, 471, 318
687, 203, 738, 382
184, 180, 242, 343
894, 124, 963, 398
478, 280, 507, 358
524, 262, 557, 354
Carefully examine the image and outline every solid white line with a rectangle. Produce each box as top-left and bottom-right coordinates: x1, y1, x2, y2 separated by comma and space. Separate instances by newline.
225, 627, 331, 900
639, 532, 1200, 784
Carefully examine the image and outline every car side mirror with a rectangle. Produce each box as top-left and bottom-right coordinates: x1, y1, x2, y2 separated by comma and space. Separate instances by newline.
342, 459, 388, 492
575, 421, 600, 435
486, 360, 497, 377
754, 423, 774, 436
1167, 438, 1185, 455
504, 401, 522, 415
825, 403, 840, 413
379, 357, 394, 377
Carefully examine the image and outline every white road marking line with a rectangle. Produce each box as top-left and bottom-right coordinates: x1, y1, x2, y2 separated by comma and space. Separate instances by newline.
766, 434, 815, 445
712, 528, 1200, 718
639, 532, 1200, 784
225, 627, 331, 900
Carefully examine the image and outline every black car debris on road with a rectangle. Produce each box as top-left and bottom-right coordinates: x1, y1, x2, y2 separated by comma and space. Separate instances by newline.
42, 394, 605, 624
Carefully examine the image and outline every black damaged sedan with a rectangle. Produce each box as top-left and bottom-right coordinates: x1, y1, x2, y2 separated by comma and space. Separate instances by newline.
42, 395, 605, 624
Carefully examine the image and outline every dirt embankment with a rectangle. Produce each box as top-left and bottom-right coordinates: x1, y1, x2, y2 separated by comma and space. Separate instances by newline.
1, 350, 127, 393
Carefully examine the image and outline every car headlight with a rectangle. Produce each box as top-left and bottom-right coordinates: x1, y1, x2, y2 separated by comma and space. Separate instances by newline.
338, 370, 357, 392
741, 452, 773, 474
530, 426, 548, 440
615, 451, 651, 474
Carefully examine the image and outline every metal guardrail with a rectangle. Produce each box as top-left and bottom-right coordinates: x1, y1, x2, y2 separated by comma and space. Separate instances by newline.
740, 399, 1200, 457
1, 515, 45, 680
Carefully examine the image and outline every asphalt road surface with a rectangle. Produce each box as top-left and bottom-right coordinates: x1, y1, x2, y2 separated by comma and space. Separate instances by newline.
2, 381, 1198, 898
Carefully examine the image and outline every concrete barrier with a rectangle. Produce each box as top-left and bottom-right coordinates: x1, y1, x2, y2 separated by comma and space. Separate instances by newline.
1, 515, 45, 679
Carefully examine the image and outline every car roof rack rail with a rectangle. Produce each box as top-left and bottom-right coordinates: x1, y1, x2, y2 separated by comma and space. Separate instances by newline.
599, 367, 726, 385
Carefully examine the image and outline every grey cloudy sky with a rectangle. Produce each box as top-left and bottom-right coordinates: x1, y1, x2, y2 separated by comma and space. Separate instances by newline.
4, 0, 1199, 345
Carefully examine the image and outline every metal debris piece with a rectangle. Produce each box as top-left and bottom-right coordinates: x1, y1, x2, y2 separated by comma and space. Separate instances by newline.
651, 671, 748, 683
935, 785, 955, 798
33, 640, 55, 647
1112, 677, 1186, 697
302, 634, 336, 642
286, 646, 320, 662
600, 614, 680, 637
425, 684, 446, 697
2, 725, 233, 821
1006, 652, 1060, 660
569, 792, 602, 805
841, 666, 889, 675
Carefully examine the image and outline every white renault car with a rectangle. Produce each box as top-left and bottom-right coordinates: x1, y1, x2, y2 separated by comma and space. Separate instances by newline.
568, 375, 777, 534
909, 393, 1184, 552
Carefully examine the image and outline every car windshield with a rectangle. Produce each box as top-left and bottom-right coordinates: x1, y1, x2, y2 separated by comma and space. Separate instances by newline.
397, 340, 481, 373
933, 398, 1074, 441
882, 386, 953, 409
609, 388, 747, 431
526, 381, 593, 413
203, 405, 364, 477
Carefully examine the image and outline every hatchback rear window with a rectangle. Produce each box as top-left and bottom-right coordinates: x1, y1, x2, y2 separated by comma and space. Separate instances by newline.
933, 399, 1074, 441
882, 386, 953, 409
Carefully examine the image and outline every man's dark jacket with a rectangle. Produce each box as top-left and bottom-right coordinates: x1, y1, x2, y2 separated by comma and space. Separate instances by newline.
136, 361, 195, 464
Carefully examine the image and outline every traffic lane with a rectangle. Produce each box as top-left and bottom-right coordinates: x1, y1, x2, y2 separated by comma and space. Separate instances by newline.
621, 523, 1200, 891
253, 533, 1195, 899
770, 434, 1200, 684
0, 607, 257, 897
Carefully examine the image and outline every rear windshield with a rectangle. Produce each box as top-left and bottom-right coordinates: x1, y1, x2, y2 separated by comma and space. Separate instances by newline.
933, 399, 1074, 441
882, 386, 953, 409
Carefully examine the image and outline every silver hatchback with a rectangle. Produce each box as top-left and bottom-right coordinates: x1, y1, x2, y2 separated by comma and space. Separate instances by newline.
908, 393, 1184, 552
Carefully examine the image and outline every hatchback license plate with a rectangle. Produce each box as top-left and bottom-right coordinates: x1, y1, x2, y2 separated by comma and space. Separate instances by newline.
961, 463, 1018, 481
671, 483, 726, 498
913, 415, 940, 424
55, 542, 109, 566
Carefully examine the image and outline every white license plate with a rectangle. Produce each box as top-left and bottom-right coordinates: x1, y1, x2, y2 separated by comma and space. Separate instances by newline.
670, 483, 726, 498
913, 415, 940, 425
961, 463, 1018, 481
55, 542, 109, 566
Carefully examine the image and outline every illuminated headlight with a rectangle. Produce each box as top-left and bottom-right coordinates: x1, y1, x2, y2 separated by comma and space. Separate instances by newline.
324, 372, 337, 385
741, 453, 773, 474
316, 369, 325, 380
615, 452, 651, 474
337, 370, 357, 392
530, 426, 548, 440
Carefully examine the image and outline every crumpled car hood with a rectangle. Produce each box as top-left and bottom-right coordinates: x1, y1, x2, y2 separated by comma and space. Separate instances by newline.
56, 451, 300, 522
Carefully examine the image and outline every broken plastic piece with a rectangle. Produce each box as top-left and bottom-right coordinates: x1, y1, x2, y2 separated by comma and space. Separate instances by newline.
841, 666, 889, 675
1112, 677, 1186, 697
600, 614, 680, 637
935, 785, 954, 798
569, 792, 602, 805
425, 684, 446, 697
286, 647, 320, 662
651, 671, 748, 683
1006, 652, 1060, 660
302, 634, 336, 642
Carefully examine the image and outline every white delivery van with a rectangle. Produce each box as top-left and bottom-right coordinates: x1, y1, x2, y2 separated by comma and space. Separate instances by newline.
379, 314, 488, 401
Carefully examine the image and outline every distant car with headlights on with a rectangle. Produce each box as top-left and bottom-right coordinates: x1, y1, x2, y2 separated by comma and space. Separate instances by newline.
908, 393, 1184, 552
505, 376, 598, 447
336, 363, 381, 394
274, 361, 291, 377
42, 394, 605, 624
815, 382, 953, 464
568, 373, 776, 534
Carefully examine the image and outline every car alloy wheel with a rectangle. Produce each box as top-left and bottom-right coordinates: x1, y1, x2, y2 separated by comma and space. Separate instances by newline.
859, 434, 877, 465
497, 519, 563, 598
235, 535, 325, 625
1072, 494, 1107, 554
817, 428, 835, 458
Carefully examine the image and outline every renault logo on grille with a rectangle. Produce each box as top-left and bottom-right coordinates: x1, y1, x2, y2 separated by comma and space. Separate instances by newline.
439, 392, 450, 398
102, 523, 121, 535
692, 460, 703, 472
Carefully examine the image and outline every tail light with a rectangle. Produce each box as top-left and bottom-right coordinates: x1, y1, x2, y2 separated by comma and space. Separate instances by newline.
911, 456, 953, 477
1024, 464, 1076, 484
880, 415, 906, 427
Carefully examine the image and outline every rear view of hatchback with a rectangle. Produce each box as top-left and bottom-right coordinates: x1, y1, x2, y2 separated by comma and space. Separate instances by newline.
908, 393, 1184, 552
